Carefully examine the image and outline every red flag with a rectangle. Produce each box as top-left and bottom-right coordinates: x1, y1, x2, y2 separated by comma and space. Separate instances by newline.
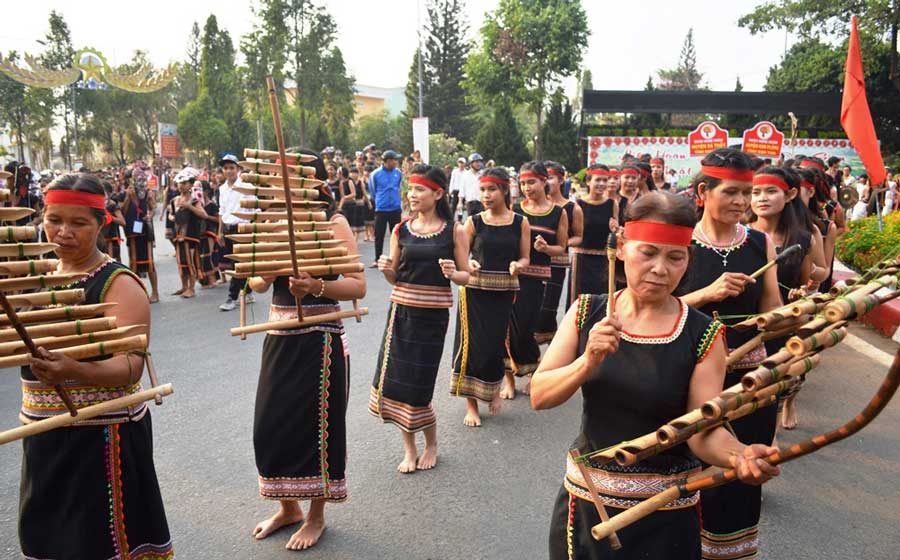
840, 15, 886, 186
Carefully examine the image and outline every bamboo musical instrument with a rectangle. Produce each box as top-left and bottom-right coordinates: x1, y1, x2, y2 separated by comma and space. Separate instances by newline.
0, 291, 77, 416
749, 243, 801, 280
0, 242, 58, 257
0, 259, 59, 276
230, 262, 363, 279
785, 321, 848, 356
0, 334, 147, 368
0, 226, 38, 241
0, 303, 115, 326
0, 325, 144, 356
0, 384, 174, 445
0, 317, 116, 343
569, 448, 622, 549
824, 283, 900, 322
230, 307, 369, 336
725, 319, 809, 367
239, 160, 317, 177
4, 288, 84, 309
236, 221, 335, 234
591, 348, 900, 542
0, 272, 85, 292
708, 354, 820, 418
239, 198, 328, 210
227, 247, 348, 262
232, 210, 328, 223
144, 353, 164, 405
0, 190, 8, 201
240, 172, 324, 189
234, 255, 358, 273
233, 185, 321, 200
790, 293, 836, 317
0, 207, 36, 221
244, 148, 318, 163
228, 230, 336, 244
742, 350, 826, 392
232, 240, 343, 254
607, 233, 617, 316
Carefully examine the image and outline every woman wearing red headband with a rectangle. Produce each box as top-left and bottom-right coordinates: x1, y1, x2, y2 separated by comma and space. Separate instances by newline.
535, 161, 583, 343
651, 157, 669, 191
121, 172, 160, 303
533, 192, 778, 559
681, 148, 783, 560
371, 164, 470, 473
449, 167, 530, 426
169, 171, 210, 298
19, 173, 173, 560
798, 163, 839, 292
570, 164, 618, 301
507, 161, 568, 396
618, 164, 641, 208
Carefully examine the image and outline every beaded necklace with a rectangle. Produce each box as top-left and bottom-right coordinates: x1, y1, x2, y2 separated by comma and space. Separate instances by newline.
692, 223, 747, 267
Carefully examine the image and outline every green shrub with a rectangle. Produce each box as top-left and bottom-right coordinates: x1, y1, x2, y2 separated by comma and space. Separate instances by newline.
835, 212, 900, 272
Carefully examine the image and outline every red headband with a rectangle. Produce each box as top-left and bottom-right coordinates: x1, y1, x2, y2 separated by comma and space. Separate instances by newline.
799, 159, 825, 171
409, 174, 443, 192
480, 175, 510, 187
650, 158, 665, 166
609, 169, 620, 177
45, 190, 113, 225
752, 173, 792, 192
623, 220, 693, 247
548, 168, 565, 179
800, 180, 816, 191
586, 168, 610, 177
620, 168, 640, 177
638, 168, 651, 178
700, 165, 754, 183
519, 171, 548, 181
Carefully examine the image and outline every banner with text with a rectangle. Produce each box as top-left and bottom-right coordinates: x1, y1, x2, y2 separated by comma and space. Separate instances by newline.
158, 122, 179, 159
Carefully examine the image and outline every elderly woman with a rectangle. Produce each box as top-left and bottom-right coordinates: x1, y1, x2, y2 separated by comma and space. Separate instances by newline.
19, 173, 173, 559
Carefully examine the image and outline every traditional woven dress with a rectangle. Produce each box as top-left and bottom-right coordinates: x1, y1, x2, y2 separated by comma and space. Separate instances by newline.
570, 198, 615, 300
508, 202, 562, 375
170, 198, 203, 280
198, 200, 219, 285
450, 213, 522, 402
344, 180, 366, 233
104, 198, 123, 262
123, 191, 154, 277
548, 293, 724, 560
687, 224, 772, 560
369, 219, 454, 432
19, 259, 173, 560
536, 200, 576, 341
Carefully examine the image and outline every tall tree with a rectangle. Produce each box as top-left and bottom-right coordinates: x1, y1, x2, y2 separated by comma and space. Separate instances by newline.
422, 0, 473, 141
173, 22, 203, 113
241, 3, 287, 150
0, 52, 54, 162
539, 88, 580, 171
475, 101, 530, 165
39, 10, 76, 166
464, 0, 589, 158
657, 28, 705, 90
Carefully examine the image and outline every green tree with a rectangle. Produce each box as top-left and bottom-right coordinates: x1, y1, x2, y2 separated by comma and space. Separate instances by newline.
173, 22, 202, 114
464, 0, 589, 158
197, 15, 250, 154
178, 94, 230, 161
539, 89, 580, 171
0, 52, 54, 163
405, 49, 431, 119
39, 10, 76, 166
657, 28, 705, 90
475, 102, 530, 166
422, 0, 473, 141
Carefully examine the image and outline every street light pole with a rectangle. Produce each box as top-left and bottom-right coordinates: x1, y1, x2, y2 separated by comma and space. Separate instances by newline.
417, 0, 424, 118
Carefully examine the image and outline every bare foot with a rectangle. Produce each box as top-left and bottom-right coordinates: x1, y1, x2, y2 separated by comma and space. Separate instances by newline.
182, 291, 196, 298
521, 377, 531, 396
397, 453, 417, 474
149, 294, 160, 304
171, 288, 184, 296
463, 409, 482, 427
500, 376, 516, 400
285, 519, 326, 551
782, 399, 798, 430
253, 508, 304, 540
417, 445, 437, 470
488, 394, 503, 416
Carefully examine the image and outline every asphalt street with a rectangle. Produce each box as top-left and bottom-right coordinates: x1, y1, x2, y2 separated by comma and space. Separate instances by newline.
1, 228, 899, 559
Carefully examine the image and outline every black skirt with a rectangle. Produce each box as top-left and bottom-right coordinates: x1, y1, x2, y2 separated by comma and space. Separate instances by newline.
369, 302, 449, 432
450, 287, 516, 402
174, 238, 200, 278
19, 414, 173, 560
254, 330, 349, 501
571, 251, 609, 300
126, 233, 154, 277
508, 275, 545, 375
198, 236, 218, 284
536, 265, 568, 342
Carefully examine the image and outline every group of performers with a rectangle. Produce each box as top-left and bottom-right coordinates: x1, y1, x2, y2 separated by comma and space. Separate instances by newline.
14, 144, 848, 558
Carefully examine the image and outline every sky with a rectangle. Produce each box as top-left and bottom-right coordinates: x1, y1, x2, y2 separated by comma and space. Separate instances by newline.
5, 0, 793, 94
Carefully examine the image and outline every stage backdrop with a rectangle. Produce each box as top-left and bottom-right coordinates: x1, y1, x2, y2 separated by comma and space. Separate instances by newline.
586, 136, 863, 189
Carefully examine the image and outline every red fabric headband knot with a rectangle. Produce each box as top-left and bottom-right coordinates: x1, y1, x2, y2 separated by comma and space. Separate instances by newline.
623, 220, 693, 247
752, 173, 792, 192
700, 165, 754, 183
409, 174, 444, 192
45, 190, 113, 226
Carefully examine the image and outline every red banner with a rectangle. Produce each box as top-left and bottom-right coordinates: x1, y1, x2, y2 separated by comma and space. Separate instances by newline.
687, 121, 728, 157
742, 121, 784, 158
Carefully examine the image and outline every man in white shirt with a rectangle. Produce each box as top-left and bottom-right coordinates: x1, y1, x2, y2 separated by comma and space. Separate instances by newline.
217, 154, 255, 311
459, 153, 484, 217
448, 157, 466, 221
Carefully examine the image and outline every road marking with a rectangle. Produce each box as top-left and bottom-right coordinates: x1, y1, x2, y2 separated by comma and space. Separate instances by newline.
844, 333, 896, 368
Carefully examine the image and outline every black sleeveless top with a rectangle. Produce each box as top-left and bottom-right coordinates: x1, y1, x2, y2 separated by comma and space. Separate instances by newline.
390, 220, 455, 308
20, 259, 148, 425
468, 213, 522, 291
351, 179, 365, 201
577, 198, 614, 251
170, 198, 203, 241
327, 179, 342, 203
774, 230, 811, 303
562, 200, 576, 238
104, 199, 122, 241
514, 201, 562, 278
123, 191, 150, 238
688, 225, 768, 352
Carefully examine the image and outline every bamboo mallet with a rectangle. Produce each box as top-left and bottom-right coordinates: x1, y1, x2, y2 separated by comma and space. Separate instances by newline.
570, 449, 622, 550
0, 291, 77, 416
607, 232, 617, 314
749, 243, 801, 280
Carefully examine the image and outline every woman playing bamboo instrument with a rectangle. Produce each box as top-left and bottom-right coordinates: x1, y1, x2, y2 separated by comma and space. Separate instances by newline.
449, 167, 530, 426
680, 148, 783, 560
19, 173, 173, 559
370, 164, 469, 472
533, 192, 779, 560
249, 151, 366, 551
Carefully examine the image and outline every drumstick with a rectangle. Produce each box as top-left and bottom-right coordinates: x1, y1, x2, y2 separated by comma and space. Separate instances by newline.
749, 243, 801, 280
0, 292, 77, 416
569, 449, 622, 549
144, 353, 164, 405
607, 232, 617, 317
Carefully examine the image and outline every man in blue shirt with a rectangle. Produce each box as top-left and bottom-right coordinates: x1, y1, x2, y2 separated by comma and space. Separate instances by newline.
368, 150, 403, 266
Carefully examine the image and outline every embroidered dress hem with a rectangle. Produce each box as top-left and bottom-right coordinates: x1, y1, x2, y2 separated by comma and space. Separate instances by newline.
259, 475, 348, 502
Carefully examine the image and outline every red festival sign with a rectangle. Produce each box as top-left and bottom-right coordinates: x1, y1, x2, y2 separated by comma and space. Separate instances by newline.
687, 121, 728, 157
742, 121, 785, 158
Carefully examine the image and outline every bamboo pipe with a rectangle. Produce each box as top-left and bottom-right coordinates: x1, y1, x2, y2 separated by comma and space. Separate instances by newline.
607, 233, 617, 316
790, 294, 835, 317
227, 247, 348, 262
726, 320, 811, 366
0, 190, 8, 201
243, 148, 318, 163
0, 207, 36, 221
0, 384, 174, 445
0, 303, 115, 326
236, 221, 335, 234
749, 243, 801, 280
0, 242, 58, 258
0, 334, 147, 368
829, 274, 896, 297
230, 307, 369, 337
229, 262, 363, 279
706, 355, 820, 419
0, 259, 59, 276
240, 172, 324, 189
239, 289, 247, 341
234, 255, 359, 274
233, 185, 321, 200
0, 291, 77, 416
825, 285, 900, 322
592, 348, 900, 543
4, 288, 84, 309
144, 353, 164, 405
786, 322, 848, 356
742, 352, 822, 392
0, 317, 116, 343
569, 449, 623, 550
0, 325, 144, 356
0, 226, 38, 242
228, 230, 336, 244
232, 210, 328, 223
233, 240, 342, 254
239, 160, 317, 177
239, 198, 328, 210
0, 272, 85, 292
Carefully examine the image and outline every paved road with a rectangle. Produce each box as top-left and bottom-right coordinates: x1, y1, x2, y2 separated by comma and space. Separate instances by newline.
1, 231, 899, 559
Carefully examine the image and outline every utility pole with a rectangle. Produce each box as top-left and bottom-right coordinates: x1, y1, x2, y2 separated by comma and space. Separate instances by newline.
417, 0, 424, 117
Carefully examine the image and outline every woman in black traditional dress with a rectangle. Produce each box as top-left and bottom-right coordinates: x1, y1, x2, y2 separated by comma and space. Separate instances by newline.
507, 161, 568, 396
347, 166, 367, 238
248, 151, 366, 551
680, 149, 783, 560
198, 180, 222, 287
570, 164, 619, 300
798, 160, 839, 293
362, 164, 376, 242
169, 169, 209, 299
102, 180, 126, 262
122, 175, 160, 303
534, 192, 778, 560
20, 173, 173, 559
450, 167, 530, 426
337, 166, 364, 237
370, 164, 470, 472
536, 161, 583, 343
